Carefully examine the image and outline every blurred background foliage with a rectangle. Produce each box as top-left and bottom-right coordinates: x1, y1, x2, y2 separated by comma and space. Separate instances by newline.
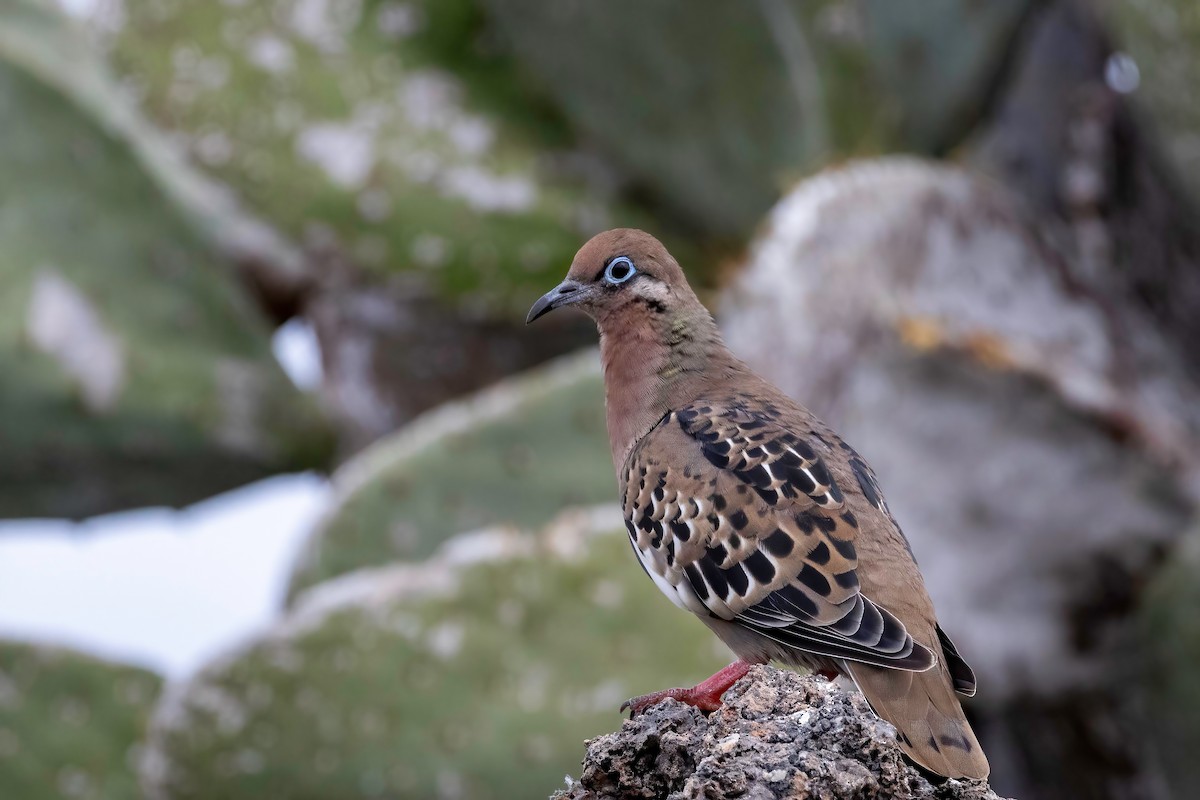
2, 0, 1200, 798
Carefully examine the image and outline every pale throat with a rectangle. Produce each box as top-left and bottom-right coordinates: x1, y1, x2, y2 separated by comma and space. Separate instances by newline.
598, 306, 720, 471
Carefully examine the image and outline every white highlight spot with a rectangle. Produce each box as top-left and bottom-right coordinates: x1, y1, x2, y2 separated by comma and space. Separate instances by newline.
438, 166, 537, 212
272, 318, 324, 392
376, 2, 422, 39
1105, 52, 1140, 95
247, 34, 295, 75
296, 122, 376, 189
26, 270, 126, 413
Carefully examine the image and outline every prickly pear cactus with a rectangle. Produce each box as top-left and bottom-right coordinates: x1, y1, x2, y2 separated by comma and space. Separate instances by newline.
0, 640, 162, 800
286, 351, 613, 601
141, 514, 728, 800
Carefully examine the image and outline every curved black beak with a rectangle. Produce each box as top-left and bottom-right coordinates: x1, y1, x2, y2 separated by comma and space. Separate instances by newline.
526, 280, 585, 324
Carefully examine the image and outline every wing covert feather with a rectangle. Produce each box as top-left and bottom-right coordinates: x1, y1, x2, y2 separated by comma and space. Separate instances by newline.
621, 400, 934, 672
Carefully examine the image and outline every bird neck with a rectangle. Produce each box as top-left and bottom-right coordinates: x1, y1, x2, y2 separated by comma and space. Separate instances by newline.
598, 302, 730, 471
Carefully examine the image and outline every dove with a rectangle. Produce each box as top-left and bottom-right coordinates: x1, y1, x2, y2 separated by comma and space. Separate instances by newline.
526, 228, 989, 779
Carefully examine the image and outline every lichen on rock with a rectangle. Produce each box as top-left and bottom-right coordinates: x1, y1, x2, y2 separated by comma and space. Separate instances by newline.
554, 666, 1009, 800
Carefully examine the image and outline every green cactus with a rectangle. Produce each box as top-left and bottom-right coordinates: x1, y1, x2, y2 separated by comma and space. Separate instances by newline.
108, 0, 683, 318
143, 518, 728, 800
479, 0, 1031, 237
0, 640, 162, 800
287, 351, 614, 602
0, 0, 333, 518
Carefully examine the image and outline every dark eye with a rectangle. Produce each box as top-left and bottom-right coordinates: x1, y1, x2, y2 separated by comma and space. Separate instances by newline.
604, 256, 637, 284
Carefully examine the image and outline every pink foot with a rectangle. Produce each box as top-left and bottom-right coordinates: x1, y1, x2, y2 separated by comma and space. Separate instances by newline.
620, 660, 754, 717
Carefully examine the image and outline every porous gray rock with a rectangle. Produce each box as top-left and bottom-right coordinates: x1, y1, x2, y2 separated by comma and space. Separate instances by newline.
554, 666, 1008, 800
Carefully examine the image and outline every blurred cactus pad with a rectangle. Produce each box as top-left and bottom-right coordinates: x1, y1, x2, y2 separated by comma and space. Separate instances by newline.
0, 641, 162, 800
141, 516, 728, 800
480, 0, 1032, 235
287, 351, 611, 601
0, 0, 333, 518
107, 0, 674, 314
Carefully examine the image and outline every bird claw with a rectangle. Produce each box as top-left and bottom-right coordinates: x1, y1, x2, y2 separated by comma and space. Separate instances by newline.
620, 690, 673, 718
620, 686, 724, 718
620, 662, 755, 718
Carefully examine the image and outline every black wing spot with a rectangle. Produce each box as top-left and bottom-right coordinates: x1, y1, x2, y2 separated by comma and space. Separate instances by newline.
699, 558, 729, 600
850, 458, 882, 508
808, 459, 833, 487
840, 511, 858, 529
706, 543, 728, 565
742, 463, 773, 489
806, 540, 830, 565
833, 570, 859, 590
797, 563, 832, 597
937, 624, 977, 695
729, 510, 749, 531
796, 512, 836, 535
703, 449, 730, 470
830, 537, 857, 561
743, 551, 776, 584
788, 467, 817, 496
669, 519, 691, 542
938, 733, 973, 752
763, 529, 794, 558
793, 439, 817, 461
684, 564, 709, 600
754, 487, 780, 505
723, 562, 750, 597
772, 584, 818, 618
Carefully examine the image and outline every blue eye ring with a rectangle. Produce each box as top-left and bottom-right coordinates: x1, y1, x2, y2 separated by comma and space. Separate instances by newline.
604, 256, 637, 284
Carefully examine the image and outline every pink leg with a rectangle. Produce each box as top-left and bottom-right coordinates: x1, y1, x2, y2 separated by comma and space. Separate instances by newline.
620, 660, 755, 717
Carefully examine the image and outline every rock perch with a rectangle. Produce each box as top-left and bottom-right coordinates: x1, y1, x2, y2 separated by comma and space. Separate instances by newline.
553, 666, 1009, 800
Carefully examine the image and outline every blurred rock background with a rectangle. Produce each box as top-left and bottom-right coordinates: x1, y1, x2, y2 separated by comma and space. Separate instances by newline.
1, 0, 1198, 797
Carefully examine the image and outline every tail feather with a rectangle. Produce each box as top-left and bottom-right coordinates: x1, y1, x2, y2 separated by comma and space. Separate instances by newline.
846, 660, 990, 780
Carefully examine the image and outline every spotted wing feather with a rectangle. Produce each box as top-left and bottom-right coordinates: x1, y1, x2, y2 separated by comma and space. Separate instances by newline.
622, 401, 934, 672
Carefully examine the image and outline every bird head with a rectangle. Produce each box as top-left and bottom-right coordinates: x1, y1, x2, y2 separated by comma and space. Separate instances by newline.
526, 228, 699, 328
